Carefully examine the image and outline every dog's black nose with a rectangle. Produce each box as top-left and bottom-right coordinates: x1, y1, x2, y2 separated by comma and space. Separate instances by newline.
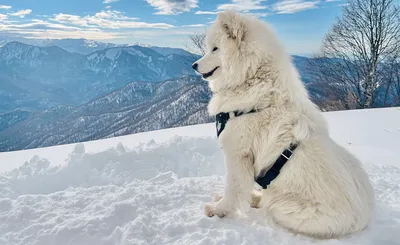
192, 63, 198, 70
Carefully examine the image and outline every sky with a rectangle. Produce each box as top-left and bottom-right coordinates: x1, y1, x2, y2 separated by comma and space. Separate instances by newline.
0, 0, 346, 56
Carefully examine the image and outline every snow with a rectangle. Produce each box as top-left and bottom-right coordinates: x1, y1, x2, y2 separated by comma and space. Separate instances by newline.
84, 39, 99, 48
105, 49, 121, 60
126, 47, 146, 58
87, 53, 99, 61
0, 108, 399, 245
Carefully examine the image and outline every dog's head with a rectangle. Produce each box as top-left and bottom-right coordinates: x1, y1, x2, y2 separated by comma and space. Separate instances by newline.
192, 11, 284, 92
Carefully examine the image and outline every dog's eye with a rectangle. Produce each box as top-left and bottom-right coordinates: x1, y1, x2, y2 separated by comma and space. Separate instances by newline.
212, 47, 219, 52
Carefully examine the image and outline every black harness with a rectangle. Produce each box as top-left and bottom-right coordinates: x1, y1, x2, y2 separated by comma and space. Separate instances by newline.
255, 143, 297, 189
215, 110, 298, 189
215, 110, 258, 137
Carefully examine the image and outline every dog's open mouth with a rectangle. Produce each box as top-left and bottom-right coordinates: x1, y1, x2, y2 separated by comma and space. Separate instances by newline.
202, 66, 219, 79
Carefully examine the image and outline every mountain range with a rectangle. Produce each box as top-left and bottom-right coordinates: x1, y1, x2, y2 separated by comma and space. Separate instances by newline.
0, 36, 132, 55
0, 76, 212, 151
0, 38, 321, 152
0, 36, 195, 56
0, 41, 198, 113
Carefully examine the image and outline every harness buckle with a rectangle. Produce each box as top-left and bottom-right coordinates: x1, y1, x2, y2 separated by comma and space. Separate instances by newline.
281, 150, 292, 160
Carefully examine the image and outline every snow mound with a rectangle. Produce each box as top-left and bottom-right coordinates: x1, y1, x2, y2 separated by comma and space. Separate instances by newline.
0, 137, 223, 198
1, 109, 400, 245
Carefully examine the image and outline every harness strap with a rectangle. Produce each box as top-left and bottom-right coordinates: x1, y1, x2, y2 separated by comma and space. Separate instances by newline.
215, 109, 258, 137
215, 109, 298, 189
255, 143, 298, 189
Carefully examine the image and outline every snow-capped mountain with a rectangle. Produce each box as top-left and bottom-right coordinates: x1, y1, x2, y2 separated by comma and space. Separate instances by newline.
86, 45, 197, 82
0, 36, 195, 56
0, 76, 212, 151
0, 42, 88, 113
0, 37, 125, 55
0, 39, 327, 152
0, 42, 198, 114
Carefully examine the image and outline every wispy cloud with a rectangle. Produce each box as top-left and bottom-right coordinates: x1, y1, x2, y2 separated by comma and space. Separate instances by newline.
273, 0, 320, 14
0, 9, 177, 42
195, 1, 268, 17
10, 28, 122, 40
194, 11, 219, 15
0, 5, 12, 10
181, 24, 205, 27
145, 0, 198, 15
0, 14, 8, 21
5, 19, 84, 31
51, 10, 173, 29
0, 18, 123, 40
9, 9, 32, 18
103, 0, 120, 3
217, 0, 267, 11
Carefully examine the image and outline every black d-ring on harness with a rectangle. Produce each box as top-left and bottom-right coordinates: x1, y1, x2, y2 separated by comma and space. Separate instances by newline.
215, 109, 298, 189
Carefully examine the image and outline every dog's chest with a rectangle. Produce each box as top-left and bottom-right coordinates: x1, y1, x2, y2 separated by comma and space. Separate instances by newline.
217, 117, 253, 150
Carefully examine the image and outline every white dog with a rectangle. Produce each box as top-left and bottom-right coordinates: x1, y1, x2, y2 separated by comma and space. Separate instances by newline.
192, 11, 374, 239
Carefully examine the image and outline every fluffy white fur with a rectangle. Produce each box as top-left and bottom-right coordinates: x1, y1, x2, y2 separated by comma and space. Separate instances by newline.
193, 11, 374, 239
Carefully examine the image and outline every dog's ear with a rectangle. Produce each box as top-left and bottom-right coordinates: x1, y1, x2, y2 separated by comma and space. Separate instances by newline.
217, 11, 246, 42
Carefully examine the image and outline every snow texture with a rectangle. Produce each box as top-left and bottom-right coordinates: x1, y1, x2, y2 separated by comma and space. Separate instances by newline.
0, 108, 399, 245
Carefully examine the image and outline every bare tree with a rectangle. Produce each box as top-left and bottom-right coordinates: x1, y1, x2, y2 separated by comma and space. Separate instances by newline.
312, 0, 400, 109
185, 33, 206, 58
391, 68, 400, 105
383, 59, 400, 106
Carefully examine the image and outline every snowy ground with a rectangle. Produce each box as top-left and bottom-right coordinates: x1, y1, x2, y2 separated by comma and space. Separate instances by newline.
0, 108, 399, 245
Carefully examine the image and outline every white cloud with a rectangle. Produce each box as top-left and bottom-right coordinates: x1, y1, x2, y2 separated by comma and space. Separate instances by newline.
0, 5, 12, 9
326, 0, 341, 2
274, 0, 320, 14
92, 10, 138, 20
0, 14, 8, 21
52, 10, 173, 29
181, 24, 204, 27
10, 28, 122, 40
52, 14, 91, 27
9, 9, 32, 18
1, 8, 179, 43
195, 1, 268, 17
6, 19, 83, 31
0, 18, 123, 40
194, 10, 219, 15
103, 0, 119, 3
217, 0, 267, 11
145, 0, 198, 15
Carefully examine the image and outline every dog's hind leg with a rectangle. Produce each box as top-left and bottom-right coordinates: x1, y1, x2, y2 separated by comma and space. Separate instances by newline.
266, 192, 355, 239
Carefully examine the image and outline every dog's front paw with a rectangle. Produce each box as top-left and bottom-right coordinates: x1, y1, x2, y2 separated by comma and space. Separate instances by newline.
204, 203, 228, 218
204, 203, 217, 217
204, 199, 230, 218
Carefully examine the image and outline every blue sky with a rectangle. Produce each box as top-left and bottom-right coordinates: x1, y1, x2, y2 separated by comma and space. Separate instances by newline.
0, 0, 346, 55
